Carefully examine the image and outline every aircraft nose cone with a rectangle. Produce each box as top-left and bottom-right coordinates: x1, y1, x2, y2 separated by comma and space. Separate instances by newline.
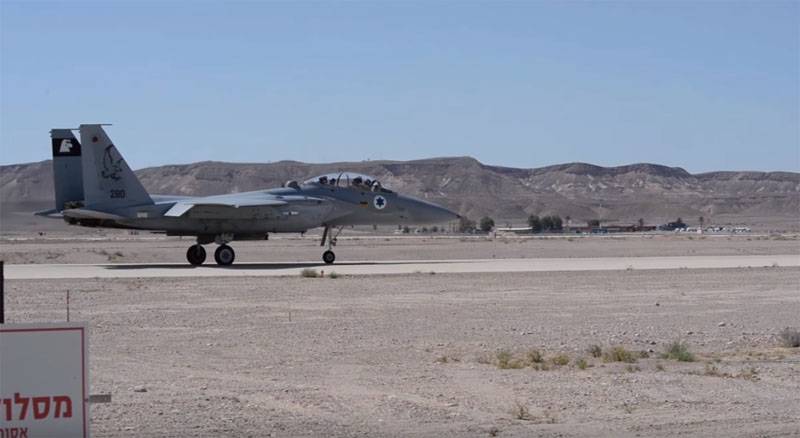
402, 196, 460, 224
437, 206, 461, 222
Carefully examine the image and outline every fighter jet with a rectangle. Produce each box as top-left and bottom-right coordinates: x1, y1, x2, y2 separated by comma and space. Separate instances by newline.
39, 125, 460, 266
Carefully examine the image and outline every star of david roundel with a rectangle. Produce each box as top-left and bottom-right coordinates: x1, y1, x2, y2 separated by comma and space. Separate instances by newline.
373, 195, 387, 210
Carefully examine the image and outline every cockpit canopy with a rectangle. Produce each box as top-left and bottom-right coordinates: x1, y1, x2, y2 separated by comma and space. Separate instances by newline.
304, 172, 392, 192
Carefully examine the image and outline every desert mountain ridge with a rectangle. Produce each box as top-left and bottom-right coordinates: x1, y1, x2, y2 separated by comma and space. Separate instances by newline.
1, 156, 798, 227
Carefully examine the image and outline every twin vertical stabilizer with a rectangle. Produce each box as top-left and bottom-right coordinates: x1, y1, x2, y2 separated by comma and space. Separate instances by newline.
50, 129, 84, 211
78, 124, 152, 209
48, 124, 153, 213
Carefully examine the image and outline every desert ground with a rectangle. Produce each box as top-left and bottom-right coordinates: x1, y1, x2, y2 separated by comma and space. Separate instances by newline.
1, 232, 799, 265
2, 234, 800, 437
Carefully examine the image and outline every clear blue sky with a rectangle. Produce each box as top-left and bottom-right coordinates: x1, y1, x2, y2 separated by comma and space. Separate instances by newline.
1, 1, 798, 172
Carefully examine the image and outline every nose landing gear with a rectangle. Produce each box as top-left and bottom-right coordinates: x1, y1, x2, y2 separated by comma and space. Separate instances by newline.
320, 225, 343, 264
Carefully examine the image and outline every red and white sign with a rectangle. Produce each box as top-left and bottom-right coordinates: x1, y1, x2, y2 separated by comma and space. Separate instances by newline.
0, 323, 89, 438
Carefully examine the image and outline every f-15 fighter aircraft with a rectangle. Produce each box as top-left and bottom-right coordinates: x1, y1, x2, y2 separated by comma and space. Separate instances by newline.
39, 125, 460, 266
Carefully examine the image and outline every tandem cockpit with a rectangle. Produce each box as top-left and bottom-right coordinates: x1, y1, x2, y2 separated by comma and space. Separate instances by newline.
304, 172, 393, 193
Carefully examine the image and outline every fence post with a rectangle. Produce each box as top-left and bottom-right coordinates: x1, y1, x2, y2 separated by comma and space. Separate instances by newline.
1, 260, 5, 323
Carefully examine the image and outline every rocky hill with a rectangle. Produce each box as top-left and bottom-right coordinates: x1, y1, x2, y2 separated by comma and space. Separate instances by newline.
2, 157, 798, 227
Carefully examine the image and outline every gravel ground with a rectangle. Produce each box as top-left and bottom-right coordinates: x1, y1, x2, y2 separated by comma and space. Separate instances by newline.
4, 267, 800, 437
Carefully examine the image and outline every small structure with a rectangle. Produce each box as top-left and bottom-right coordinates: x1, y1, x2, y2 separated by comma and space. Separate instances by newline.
495, 226, 534, 235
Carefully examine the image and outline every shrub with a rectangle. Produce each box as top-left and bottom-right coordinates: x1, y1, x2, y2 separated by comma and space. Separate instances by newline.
551, 354, 570, 367
532, 362, 551, 371
779, 328, 800, 348
496, 350, 513, 368
603, 346, 637, 363
328, 271, 340, 279
527, 215, 542, 233
458, 217, 476, 233
300, 268, 319, 278
526, 349, 543, 364
575, 357, 588, 370
662, 341, 695, 362
476, 353, 493, 365
493, 350, 527, 369
587, 344, 603, 358
479, 216, 495, 232
703, 363, 725, 377
738, 367, 759, 380
512, 401, 531, 421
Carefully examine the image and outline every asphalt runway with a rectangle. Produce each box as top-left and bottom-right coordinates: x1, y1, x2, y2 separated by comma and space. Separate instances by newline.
5, 254, 799, 279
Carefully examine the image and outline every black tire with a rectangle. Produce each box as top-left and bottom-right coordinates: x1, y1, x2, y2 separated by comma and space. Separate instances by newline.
214, 245, 236, 266
186, 245, 206, 266
322, 250, 335, 264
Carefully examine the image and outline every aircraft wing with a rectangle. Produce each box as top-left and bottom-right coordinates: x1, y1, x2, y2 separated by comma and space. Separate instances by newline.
164, 195, 325, 217
164, 199, 286, 217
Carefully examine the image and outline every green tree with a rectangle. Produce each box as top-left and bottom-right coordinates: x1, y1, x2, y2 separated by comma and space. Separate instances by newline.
551, 215, 563, 231
541, 216, 554, 231
479, 216, 495, 232
458, 216, 476, 233
527, 215, 542, 233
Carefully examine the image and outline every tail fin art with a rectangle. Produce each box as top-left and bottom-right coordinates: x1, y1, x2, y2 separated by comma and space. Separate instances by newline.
78, 124, 153, 209
50, 129, 85, 211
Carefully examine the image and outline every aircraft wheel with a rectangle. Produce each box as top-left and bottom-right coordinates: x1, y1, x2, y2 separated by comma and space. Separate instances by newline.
214, 244, 236, 266
186, 244, 206, 266
322, 250, 336, 264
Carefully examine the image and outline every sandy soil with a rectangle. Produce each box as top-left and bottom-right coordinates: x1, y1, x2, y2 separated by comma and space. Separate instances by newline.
4, 267, 800, 437
1, 233, 798, 265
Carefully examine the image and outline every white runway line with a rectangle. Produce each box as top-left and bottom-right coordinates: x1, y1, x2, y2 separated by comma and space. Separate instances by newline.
4, 254, 799, 280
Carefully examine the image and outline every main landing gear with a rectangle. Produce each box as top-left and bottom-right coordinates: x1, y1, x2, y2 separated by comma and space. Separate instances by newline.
214, 244, 235, 266
186, 235, 236, 266
320, 225, 343, 264
186, 244, 206, 266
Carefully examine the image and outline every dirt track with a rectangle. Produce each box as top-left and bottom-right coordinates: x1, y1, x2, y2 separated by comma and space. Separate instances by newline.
5, 264, 800, 437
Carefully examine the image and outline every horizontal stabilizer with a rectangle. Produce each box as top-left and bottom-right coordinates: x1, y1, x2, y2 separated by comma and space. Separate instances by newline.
62, 208, 127, 220
34, 208, 63, 218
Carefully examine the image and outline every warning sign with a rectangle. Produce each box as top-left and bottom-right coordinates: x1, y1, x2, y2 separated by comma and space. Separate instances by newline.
0, 323, 89, 438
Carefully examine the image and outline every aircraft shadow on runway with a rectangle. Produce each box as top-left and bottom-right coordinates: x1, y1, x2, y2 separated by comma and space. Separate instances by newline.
101, 260, 475, 270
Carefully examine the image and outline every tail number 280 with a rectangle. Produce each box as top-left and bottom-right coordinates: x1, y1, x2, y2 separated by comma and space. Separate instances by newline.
110, 189, 126, 199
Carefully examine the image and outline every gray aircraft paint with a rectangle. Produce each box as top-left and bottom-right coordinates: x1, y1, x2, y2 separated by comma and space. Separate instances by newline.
42, 125, 459, 264
79, 124, 153, 210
